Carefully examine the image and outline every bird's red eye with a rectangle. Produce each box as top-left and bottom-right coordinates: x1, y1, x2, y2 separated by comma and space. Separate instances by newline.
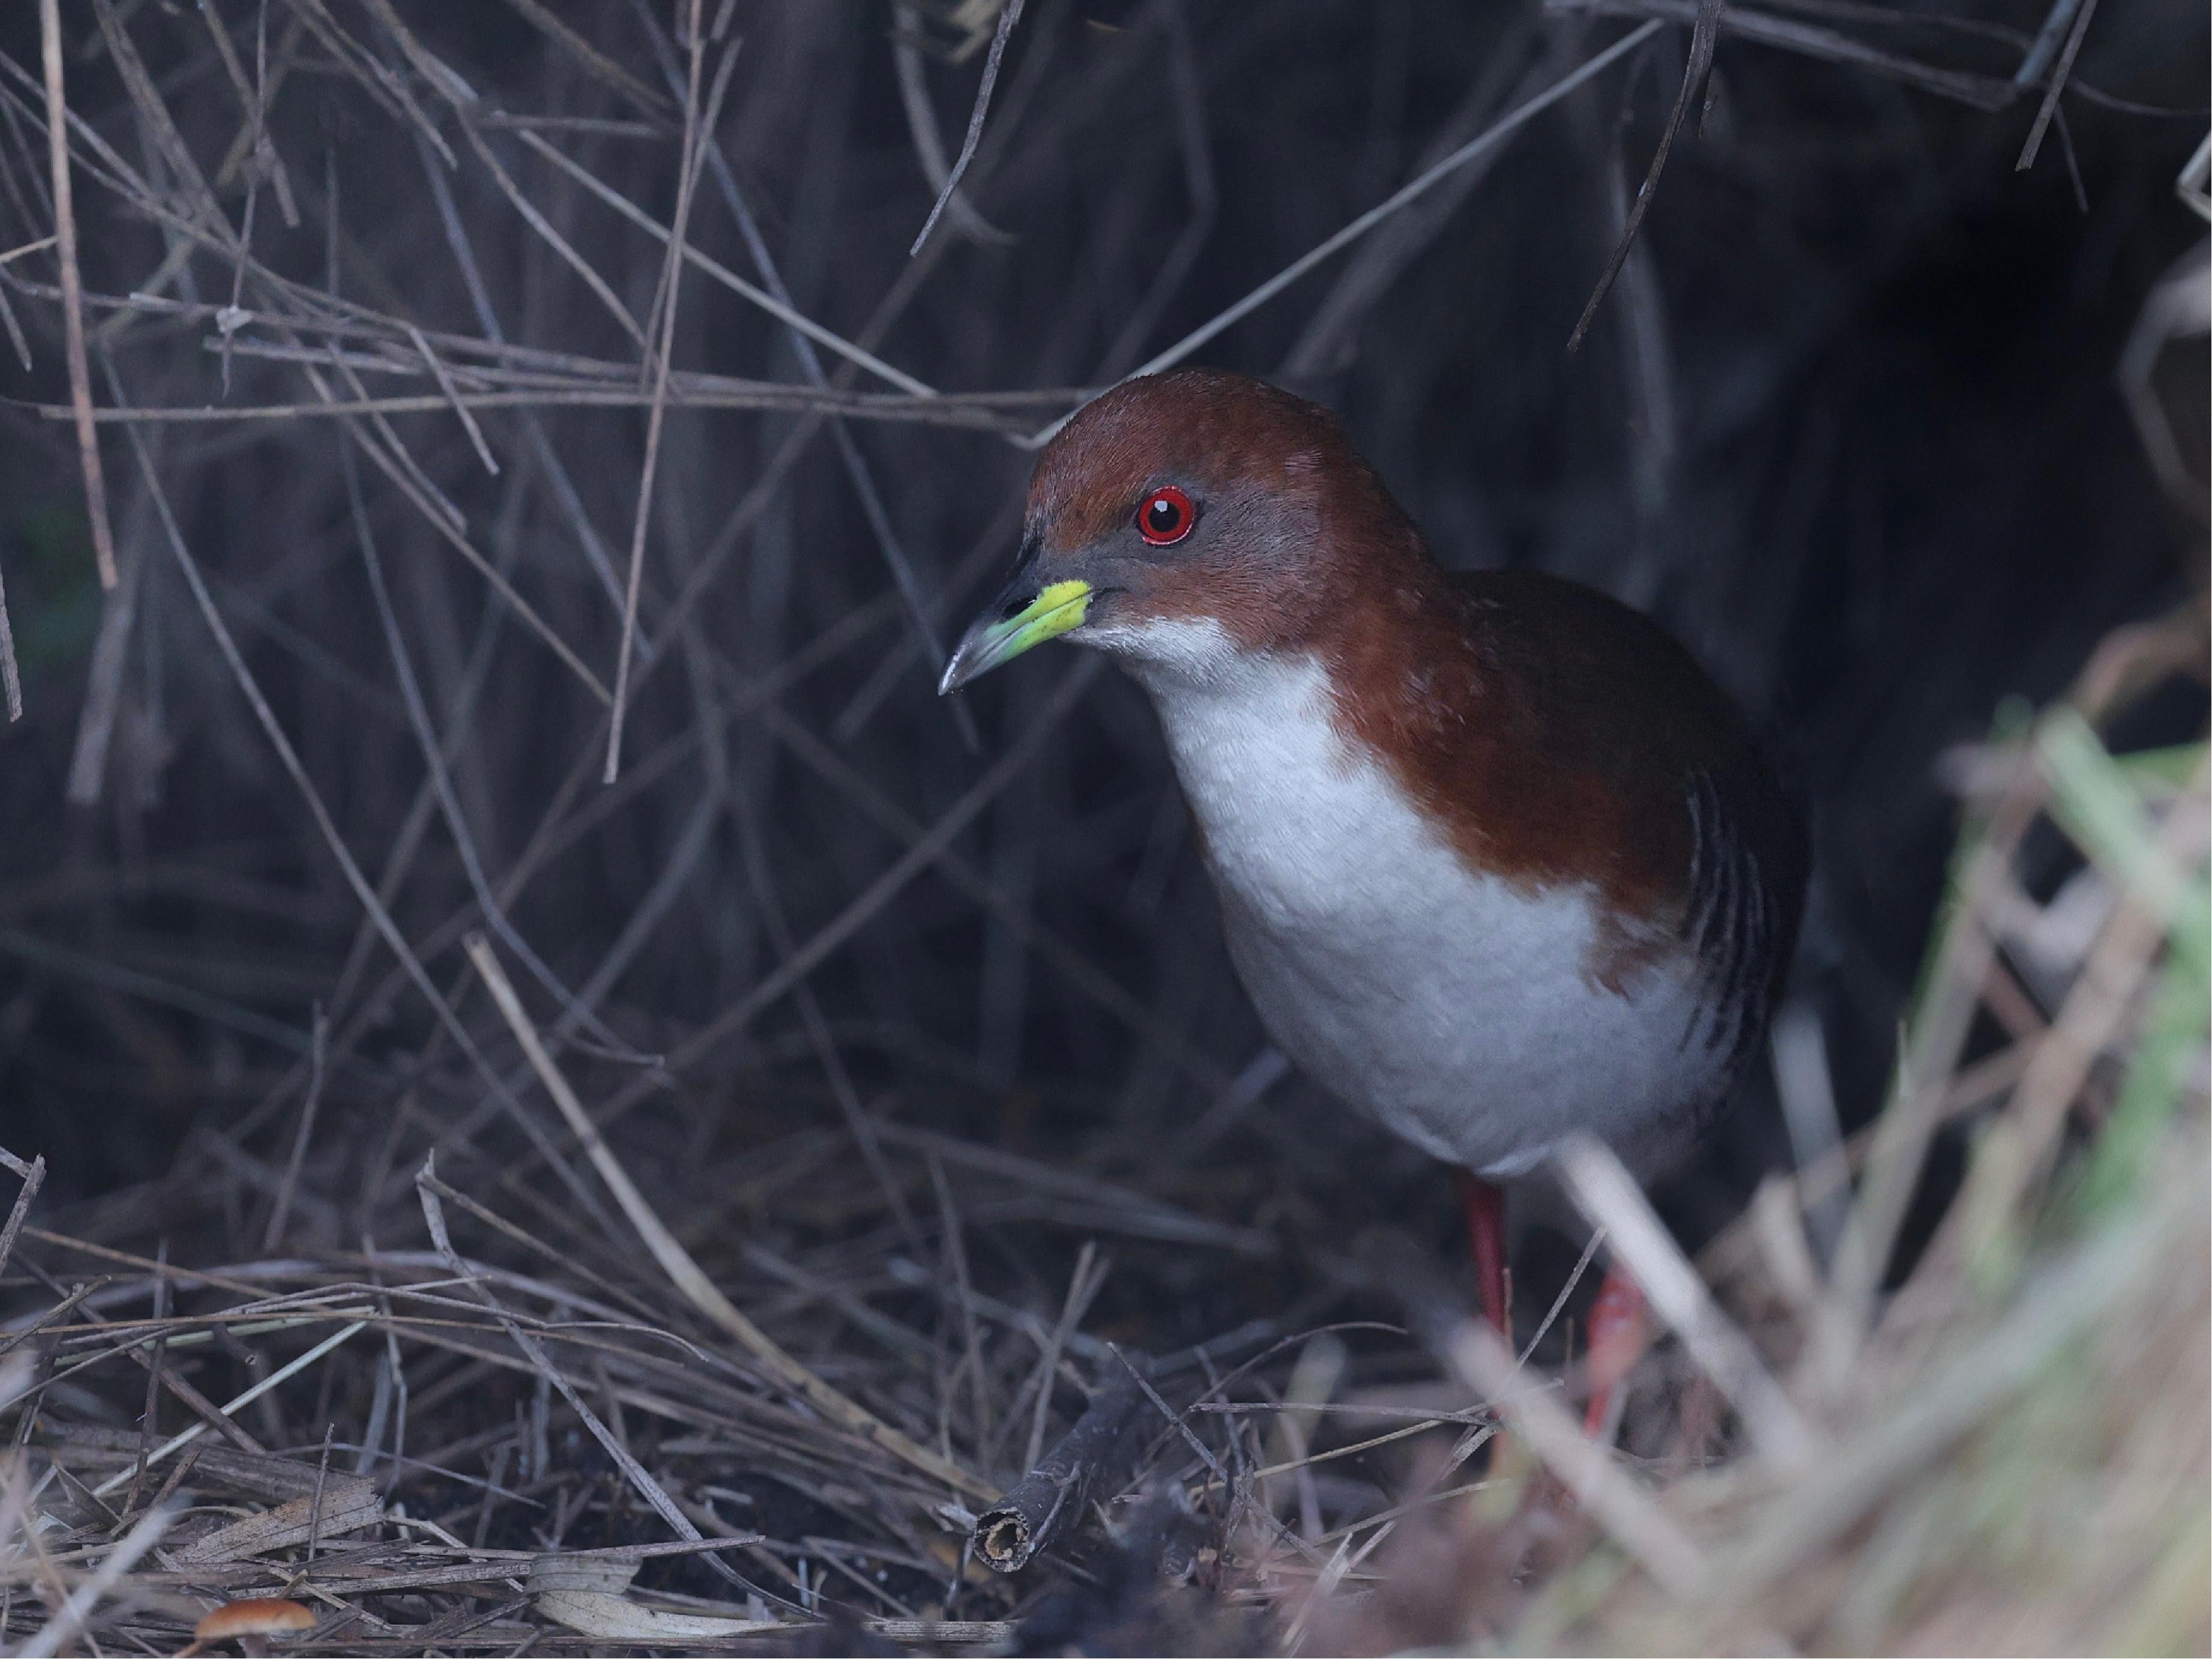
1136, 486, 1195, 546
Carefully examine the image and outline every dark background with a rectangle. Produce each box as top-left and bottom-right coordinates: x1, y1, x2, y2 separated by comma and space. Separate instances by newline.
0, 0, 2202, 1285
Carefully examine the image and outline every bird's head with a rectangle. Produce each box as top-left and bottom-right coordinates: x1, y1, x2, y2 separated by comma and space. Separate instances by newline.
940, 368, 1417, 693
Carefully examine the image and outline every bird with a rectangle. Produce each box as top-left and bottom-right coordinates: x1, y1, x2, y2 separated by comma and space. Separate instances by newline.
938, 368, 1807, 1436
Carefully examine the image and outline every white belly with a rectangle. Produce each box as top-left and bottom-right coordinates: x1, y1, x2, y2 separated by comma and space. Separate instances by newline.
1130, 643, 1727, 1178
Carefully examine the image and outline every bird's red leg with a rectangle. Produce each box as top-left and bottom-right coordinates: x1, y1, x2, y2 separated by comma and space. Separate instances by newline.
1452, 1169, 1511, 1338
1581, 1262, 1650, 1441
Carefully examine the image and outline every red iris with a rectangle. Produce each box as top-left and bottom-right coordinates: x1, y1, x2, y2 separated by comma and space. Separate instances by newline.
1136, 486, 1195, 546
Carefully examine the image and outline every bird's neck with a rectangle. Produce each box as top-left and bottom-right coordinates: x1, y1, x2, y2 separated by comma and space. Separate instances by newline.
1133, 643, 1430, 925
1115, 557, 1493, 841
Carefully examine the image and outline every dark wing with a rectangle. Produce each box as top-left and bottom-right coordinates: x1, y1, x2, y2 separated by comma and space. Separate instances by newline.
1440, 569, 1810, 1067
1681, 767, 1787, 1075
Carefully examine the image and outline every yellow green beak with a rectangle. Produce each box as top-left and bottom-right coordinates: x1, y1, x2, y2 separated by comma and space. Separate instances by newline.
938, 579, 1092, 694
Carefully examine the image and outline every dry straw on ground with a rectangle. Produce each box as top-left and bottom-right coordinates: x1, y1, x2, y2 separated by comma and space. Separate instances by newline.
0, 2, 2202, 1655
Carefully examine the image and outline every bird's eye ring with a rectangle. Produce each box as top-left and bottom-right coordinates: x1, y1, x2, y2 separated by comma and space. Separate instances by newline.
1136, 486, 1195, 546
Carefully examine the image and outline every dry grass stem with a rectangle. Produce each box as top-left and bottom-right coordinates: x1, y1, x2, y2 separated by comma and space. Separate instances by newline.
37, 0, 116, 590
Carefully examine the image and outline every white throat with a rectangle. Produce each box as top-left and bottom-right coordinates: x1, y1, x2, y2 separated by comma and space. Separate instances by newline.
1082, 613, 1248, 690
1116, 634, 1397, 931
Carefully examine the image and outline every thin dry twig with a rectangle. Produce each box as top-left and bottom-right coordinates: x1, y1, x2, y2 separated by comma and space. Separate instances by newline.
404, 322, 499, 475
62, 452, 145, 799
199, 0, 300, 227
38, 0, 117, 590
494, 0, 674, 120
0, 555, 20, 721
1565, 0, 1721, 354
262, 1007, 327, 1251
1556, 1134, 1814, 1466
87, 1318, 369, 1498
891, 1, 1013, 249
504, 125, 943, 400
14, 1500, 176, 1658
573, 656, 1105, 1144
410, 1166, 737, 1576
2015, 0, 2100, 170
1718, 1164, 2196, 1598
461, 933, 997, 1503
1023, 1241, 1102, 1474
101, 360, 610, 1223
0, 1151, 45, 1281
908, 0, 1026, 256
1120, 20, 1663, 394
606, 2, 716, 785
1440, 1313, 1710, 1598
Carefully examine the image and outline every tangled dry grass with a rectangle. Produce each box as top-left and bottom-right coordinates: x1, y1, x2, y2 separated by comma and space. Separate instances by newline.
1293, 605, 2212, 1655
0, 2, 2202, 1654
1, 610, 2201, 1657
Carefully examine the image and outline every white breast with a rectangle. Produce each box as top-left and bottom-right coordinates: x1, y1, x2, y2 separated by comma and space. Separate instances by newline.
1119, 630, 1727, 1179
